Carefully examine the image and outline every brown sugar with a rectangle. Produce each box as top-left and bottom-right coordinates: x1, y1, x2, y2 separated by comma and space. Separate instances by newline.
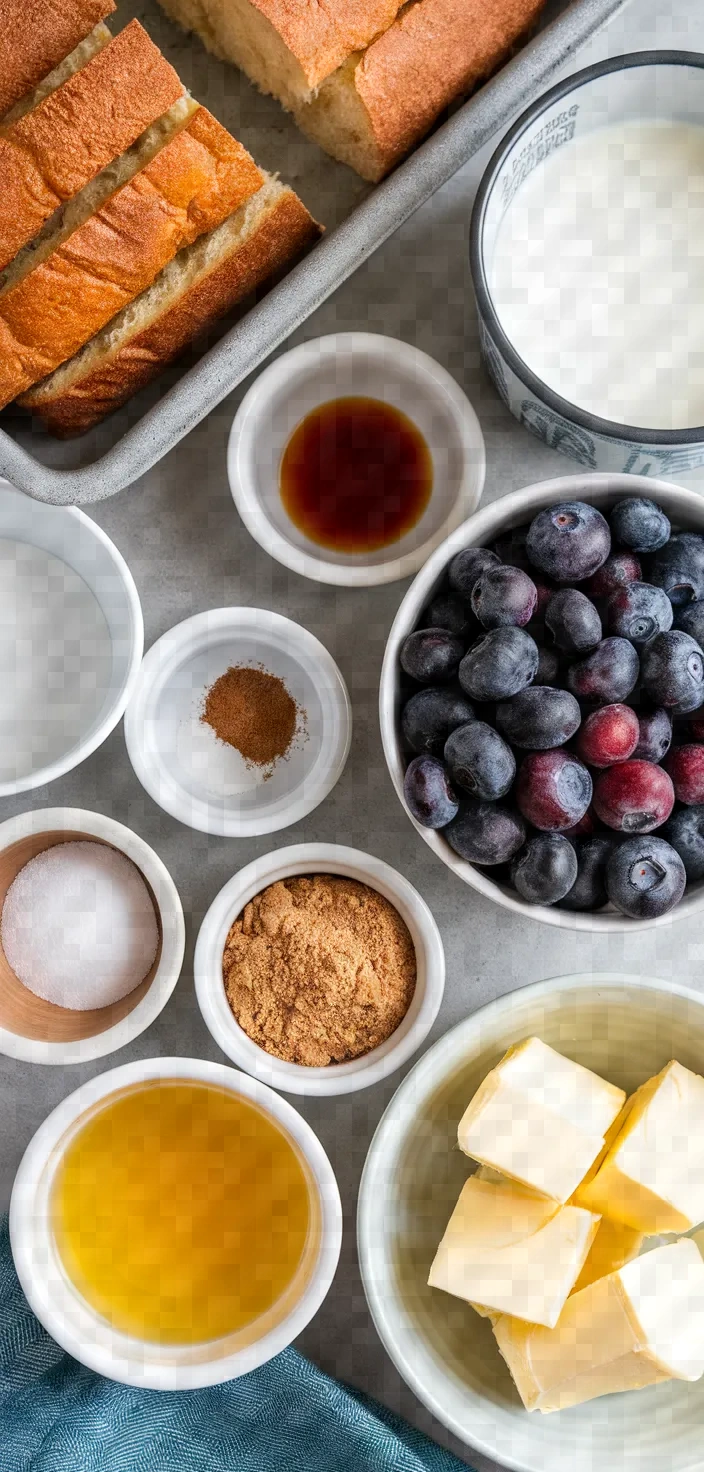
222, 875, 417, 1067
201, 665, 298, 769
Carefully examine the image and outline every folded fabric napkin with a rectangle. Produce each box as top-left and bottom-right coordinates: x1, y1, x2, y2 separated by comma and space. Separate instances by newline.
0, 1216, 470, 1472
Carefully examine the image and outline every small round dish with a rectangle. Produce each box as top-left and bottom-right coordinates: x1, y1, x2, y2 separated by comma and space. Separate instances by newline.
0, 481, 143, 797
227, 333, 485, 587
0, 808, 185, 1065
194, 843, 445, 1096
124, 608, 352, 837
10, 1055, 342, 1388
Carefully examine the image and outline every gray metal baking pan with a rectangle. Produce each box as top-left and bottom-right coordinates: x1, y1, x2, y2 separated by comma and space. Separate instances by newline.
0, 0, 630, 505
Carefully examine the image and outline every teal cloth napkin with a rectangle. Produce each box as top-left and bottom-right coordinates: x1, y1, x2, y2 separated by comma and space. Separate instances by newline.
0, 1216, 470, 1472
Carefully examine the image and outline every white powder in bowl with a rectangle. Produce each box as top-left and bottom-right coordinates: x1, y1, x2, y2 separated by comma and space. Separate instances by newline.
1, 842, 160, 1010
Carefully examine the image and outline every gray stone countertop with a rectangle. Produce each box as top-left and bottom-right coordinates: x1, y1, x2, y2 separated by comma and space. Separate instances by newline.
1, 0, 702, 1466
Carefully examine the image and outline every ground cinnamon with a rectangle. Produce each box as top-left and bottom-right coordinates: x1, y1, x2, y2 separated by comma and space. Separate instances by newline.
223, 875, 417, 1067
201, 665, 297, 769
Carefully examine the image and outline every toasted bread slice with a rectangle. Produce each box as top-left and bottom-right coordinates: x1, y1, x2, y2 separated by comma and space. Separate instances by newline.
0, 0, 115, 122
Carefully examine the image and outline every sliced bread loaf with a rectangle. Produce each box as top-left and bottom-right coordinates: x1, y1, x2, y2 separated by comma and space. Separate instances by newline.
296, 0, 548, 180
0, 108, 264, 407
0, 21, 185, 272
21, 177, 321, 435
0, 0, 115, 121
157, 0, 404, 108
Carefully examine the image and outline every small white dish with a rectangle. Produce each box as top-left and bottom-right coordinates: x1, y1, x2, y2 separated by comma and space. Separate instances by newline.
227, 333, 485, 587
124, 608, 351, 837
0, 807, 185, 1065
10, 1055, 342, 1388
194, 843, 445, 1096
358, 971, 704, 1472
0, 481, 143, 796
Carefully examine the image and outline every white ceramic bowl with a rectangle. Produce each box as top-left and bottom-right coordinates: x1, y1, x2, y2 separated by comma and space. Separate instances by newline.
471, 53, 704, 474
227, 333, 485, 586
124, 608, 351, 837
10, 1055, 342, 1388
194, 843, 445, 1095
0, 808, 185, 1065
358, 971, 704, 1472
0, 481, 143, 796
380, 470, 704, 932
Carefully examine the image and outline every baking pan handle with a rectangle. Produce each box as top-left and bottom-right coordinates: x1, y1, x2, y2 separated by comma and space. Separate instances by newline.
0, 0, 630, 506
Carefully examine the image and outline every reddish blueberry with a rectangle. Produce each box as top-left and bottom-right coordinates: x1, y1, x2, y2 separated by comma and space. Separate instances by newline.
558, 835, 615, 911
403, 755, 459, 829
516, 750, 593, 831
526, 501, 610, 583
593, 760, 674, 833
586, 552, 642, 598
449, 547, 500, 600
663, 745, 704, 805
633, 708, 673, 763
690, 717, 704, 741
402, 687, 475, 757
662, 806, 704, 881
606, 582, 673, 645
567, 638, 639, 705
444, 721, 515, 801
496, 686, 581, 749
471, 565, 537, 629
650, 534, 704, 608
562, 807, 596, 839
510, 833, 578, 906
459, 627, 539, 703
609, 497, 670, 554
640, 631, 704, 712
533, 581, 555, 618
444, 800, 526, 865
606, 835, 685, 919
576, 704, 640, 768
545, 588, 601, 653
400, 628, 464, 684
425, 592, 474, 640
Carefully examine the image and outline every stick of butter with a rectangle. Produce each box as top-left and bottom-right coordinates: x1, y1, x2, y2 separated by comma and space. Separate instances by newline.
576, 1060, 704, 1233
457, 1038, 626, 1203
427, 1171, 600, 1327
493, 1238, 704, 1413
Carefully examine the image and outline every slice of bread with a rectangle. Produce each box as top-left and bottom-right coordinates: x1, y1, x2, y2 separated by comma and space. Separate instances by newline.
0, 21, 185, 272
296, 0, 548, 180
0, 108, 264, 407
0, 0, 115, 121
21, 177, 321, 435
1, 22, 113, 128
157, 0, 405, 108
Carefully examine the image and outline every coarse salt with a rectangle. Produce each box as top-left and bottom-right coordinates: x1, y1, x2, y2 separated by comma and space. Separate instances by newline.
1, 842, 159, 1010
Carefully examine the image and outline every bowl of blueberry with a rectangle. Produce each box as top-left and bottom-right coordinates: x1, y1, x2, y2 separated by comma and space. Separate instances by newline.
380, 473, 704, 929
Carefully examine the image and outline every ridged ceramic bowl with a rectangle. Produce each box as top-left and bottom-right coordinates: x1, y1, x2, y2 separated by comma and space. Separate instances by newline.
358, 972, 704, 1472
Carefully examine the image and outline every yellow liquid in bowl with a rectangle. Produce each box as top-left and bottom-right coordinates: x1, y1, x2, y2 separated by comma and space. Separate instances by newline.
52, 1080, 312, 1344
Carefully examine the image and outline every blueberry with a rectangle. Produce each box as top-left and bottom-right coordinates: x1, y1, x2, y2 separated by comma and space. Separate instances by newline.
535, 646, 560, 685
567, 638, 639, 705
401, 687, 475, 757
496, 686, 581, 749
444, 720, 515, 801
403, 754, 459, 829
400, 628, 464, 684
459, 627, 539, 703
605, 835, 686, 919
675, 600, 704, 647
425, 592, 473, 640
606, 582, 673, 645
526, 501, 611, 583
444, 800, 526, 865
558, 835, 615, 911
662, 806, 704, 881
650, 534, 704, 608
633, 708, 673, 763
516, 749, 593, 831
586, 552, 642, 598
449, 547, 500, 600
609, 497, 670, 553
640, 630, 704, 712
471, 565, 537, 629
510, 833, 578, 905
545, 588, 601, 653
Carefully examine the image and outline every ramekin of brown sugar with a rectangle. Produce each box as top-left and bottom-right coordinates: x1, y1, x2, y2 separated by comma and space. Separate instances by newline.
194, 844, 445, 1096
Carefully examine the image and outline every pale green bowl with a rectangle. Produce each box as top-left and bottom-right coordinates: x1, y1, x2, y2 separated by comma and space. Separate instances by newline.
358, 974, 704, 1472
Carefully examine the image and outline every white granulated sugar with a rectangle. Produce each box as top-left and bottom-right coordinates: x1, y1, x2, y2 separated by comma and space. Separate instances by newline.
0, 539, 113, 783
1, 842, 159, 1010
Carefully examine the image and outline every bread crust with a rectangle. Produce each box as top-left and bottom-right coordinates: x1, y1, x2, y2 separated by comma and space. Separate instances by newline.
0, 0, 115, 119
0, 21, 184, 272
0, 109, 263, 407
242, 0, 404, 88
23, 187, 320, 435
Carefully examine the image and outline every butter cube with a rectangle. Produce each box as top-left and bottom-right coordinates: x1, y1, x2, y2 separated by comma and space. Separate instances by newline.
576, 1061, 704, 1233
427, 1171, 600, 1328
458, 1038, 626, 1203
570, 1215, 643, 1295
493, 1238, 704, 1413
